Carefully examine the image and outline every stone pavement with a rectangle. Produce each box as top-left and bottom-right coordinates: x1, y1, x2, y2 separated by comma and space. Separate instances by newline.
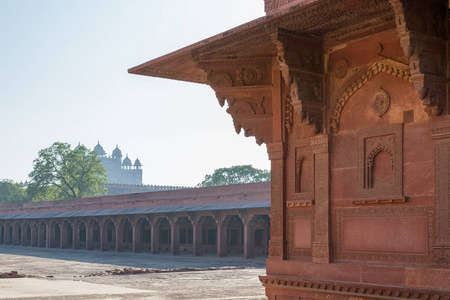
0, 245, 267, 299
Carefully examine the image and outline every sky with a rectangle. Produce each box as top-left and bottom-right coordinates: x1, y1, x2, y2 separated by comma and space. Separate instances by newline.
0, 1, 270, 187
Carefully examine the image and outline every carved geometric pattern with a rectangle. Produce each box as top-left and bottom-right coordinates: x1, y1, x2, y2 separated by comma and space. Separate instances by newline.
287, 208, 314, 261
357, 124, 403, 198
371, 88, 391, 117
330, 60, 411, 133
335, 205, 434, 266
434, 139, 450, 250
333, 58, 350, 79
260, 274, 450, 299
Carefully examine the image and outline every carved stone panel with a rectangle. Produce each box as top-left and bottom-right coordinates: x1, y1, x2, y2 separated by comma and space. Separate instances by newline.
357, 124, 403, 198
335, 205, 434, 266
287, 208, 314, 261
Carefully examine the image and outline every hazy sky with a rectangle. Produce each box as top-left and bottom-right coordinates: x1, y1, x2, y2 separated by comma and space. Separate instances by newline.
0, 1, 270, 187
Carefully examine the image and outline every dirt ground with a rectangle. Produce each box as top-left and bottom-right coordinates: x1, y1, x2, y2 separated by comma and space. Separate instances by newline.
0, 245, 268, 299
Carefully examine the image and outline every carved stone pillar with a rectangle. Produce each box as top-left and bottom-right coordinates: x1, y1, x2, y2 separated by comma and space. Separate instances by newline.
72, 223, 80, 250
85, 220, 94, 251
267, 142, 287, 260
213, 212, 228, 257
21, 223, 27, 246
131, 219, 142, 253
38, 223, 45, 248
311, 135, 332, 263
150, 219, 160, 254
60, 222, 69, 249
188, 213, 203, 256
46, 222, 55, 248
115, 219, 124, 252
12, 222, 20, 246
431, 118, 450, 265
31, 224, 38, 247
169, 216, 180, 255
240, 212, 256, 259
99, 220, 108, 251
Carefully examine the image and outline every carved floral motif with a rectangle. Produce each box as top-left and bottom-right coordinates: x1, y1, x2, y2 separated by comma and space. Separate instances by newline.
371, 88, 391, 117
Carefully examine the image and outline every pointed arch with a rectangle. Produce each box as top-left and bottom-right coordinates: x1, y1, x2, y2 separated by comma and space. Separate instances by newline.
330, 59, 411, 132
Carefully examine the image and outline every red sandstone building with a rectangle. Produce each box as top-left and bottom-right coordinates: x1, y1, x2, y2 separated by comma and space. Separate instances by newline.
0, 182, 270, 258
128, 0, 450, 299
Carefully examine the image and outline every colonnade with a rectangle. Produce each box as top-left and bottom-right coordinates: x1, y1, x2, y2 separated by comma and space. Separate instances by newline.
0, 210, 270, 258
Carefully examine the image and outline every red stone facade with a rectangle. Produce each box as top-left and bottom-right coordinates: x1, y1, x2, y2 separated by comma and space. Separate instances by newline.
129, 0, 450, 298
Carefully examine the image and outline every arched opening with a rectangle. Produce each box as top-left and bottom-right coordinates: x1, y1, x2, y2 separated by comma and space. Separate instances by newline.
102, 219, 116, 251
158, 218, 171, 252
38, 221, 46, 247
366, 146, 394, 189
23, 223, 31, 246
121, 218, 133, 251
372, 150, 394, 189
201, 216, 217, 254
0, 223, 4, 244
14, 222, 22, 246
296, 156, 309, 193
225, 215, 244, 255
61, 221, 73, 249
139, 218, 151, 252
54, 223, 61, 248
79, 221, 87, 249
178, 217, 193, 253
253, 215, 270, 256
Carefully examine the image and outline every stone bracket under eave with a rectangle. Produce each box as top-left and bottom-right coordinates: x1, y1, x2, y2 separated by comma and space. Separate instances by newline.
272, 28, 325, 135
390, 0, 449, 116
196, 61, 274, 145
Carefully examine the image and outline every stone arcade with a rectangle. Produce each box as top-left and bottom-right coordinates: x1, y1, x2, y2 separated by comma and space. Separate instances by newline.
0, 182, 270, 259
129, 0, 450, 299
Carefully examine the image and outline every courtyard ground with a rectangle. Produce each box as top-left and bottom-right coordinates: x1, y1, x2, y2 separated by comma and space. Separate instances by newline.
0, 245, 267, 299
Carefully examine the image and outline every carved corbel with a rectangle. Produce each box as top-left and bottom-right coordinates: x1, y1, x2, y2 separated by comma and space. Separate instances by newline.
272, 28, 325, 134
197, 61, 274, 145
390, 0, 448, 116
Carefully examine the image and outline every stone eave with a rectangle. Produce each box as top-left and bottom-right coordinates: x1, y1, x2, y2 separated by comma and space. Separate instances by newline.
128, 0, 394, 84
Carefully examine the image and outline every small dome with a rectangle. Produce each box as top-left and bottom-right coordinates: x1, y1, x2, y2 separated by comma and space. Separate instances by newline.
112, 145, 122, 157
134, 158, 142, 167
123, 154, 132, 167
75, 142, 82, 150
94, 141, 106, 156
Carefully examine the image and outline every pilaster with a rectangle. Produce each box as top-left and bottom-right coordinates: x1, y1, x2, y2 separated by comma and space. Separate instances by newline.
267, 142, 287, 260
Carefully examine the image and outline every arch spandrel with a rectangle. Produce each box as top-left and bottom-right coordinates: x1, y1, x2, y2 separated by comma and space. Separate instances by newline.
335, 71, 428, 133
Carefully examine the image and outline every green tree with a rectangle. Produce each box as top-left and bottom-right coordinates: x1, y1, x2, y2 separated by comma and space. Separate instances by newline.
197, 165, 270, 187
27, 142, 108, 201
0, 179, 30, 204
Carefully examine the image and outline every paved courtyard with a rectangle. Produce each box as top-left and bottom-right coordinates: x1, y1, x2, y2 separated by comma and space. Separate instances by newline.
0, 245, 267, 299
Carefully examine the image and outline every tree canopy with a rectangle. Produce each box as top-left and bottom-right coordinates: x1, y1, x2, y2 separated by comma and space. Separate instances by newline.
197, 165, 270, 187
0, 179, 29, 204
27, 142, 108, 201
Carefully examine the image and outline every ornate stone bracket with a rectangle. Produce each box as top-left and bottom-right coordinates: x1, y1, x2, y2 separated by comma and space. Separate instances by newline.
389, 0, 448, 116
196, 61, 274, 145
272, 28, 324, 134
